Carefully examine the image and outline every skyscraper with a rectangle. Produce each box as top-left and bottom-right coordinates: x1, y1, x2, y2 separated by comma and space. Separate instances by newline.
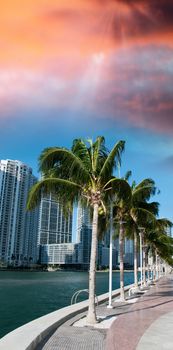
77, 205, 92, 265
0, 160, 38, 266
124, 238, 134, 267
38, 193, 74, 265
38, 193, 72, 245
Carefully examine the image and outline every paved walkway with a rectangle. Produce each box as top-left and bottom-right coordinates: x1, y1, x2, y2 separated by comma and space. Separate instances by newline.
37, 275, 173, 350
136, 311, 173, 349
106, 275, 173, 350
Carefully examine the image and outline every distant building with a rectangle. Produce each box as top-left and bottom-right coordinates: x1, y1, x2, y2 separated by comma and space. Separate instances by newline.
0, 160, 38, 266
40, 243, 82, 265
77, 205, 92, 265
38, 193, 72, 245
77, 205, 118, 268
166, 225, 172, 238
117, 237, 134, 268
124, 238, 134, 267
38, 193, 73, 265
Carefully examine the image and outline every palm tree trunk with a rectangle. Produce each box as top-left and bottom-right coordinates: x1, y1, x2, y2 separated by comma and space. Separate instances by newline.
153, 262, 156, 280
87, 202, 98, 324
134, 229, 138, 288
119, 220, 125, 301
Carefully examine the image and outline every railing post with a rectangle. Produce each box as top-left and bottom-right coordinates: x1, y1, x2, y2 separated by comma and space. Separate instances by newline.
107, 201, 113, 308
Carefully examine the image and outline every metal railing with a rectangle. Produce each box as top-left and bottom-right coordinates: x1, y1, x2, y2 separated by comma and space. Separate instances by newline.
71, 289, 98, 306
128, 286, 139, 297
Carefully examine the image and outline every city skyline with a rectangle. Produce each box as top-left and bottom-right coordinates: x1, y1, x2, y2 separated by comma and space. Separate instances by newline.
0, 1, 173, 222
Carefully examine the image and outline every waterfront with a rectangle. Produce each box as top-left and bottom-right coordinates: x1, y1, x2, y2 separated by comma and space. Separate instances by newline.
0, 270, 134, 338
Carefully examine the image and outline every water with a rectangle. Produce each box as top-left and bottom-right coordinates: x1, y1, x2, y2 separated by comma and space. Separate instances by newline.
0, 270, 134, 338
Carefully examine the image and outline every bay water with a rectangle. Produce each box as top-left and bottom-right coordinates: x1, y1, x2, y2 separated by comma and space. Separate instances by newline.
0, 270, 134, 338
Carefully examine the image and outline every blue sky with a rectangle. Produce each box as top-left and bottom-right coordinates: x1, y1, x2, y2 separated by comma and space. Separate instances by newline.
0, 0, 173, 230
1, 111, 172, 224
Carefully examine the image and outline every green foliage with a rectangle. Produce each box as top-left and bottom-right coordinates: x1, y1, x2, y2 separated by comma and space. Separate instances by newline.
27, 136, 173, 268
144, 217, 173, 265
112, 177, 158, 229
27, 136, 127, 223
132, 179, 157, 203
99, 140, 125, 184
27, 178, 81, 210
124, 170, 132, 182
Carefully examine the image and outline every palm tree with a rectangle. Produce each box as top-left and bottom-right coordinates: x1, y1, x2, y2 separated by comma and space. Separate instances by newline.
145, 218, 173, 278
129, 179, 159, 288
27, 136, 130, 324
112, 177, 158, 299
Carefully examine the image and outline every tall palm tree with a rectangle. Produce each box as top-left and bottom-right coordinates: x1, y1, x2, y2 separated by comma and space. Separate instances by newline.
129, 179, 159, 287
27, 136, 130, 324
113, 178, 158, 299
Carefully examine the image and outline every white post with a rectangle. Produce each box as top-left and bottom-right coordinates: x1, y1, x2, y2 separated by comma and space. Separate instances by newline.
151, 251, 154, 280
108, 201, 113, 308
158, 257, 160, 278
139, 231, 143, 287
156, 252, 158, 280
143, 246, 146, 286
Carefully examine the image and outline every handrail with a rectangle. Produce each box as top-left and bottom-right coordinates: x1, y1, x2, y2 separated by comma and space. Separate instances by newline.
71, 289, 98, 306
128, 286, 139, 297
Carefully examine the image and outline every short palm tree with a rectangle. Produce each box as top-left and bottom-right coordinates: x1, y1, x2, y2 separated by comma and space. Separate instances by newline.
27, 136, 130, 324
145, 218, 173, 276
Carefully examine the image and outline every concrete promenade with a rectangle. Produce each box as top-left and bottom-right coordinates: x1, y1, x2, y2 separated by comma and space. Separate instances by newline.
38, 274, 173, 350
106, 274, 173, 350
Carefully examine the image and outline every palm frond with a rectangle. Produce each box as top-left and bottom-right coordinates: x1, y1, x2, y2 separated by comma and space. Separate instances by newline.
27, 178, 81, 210
136, 201, 159, 217
132, 179, 157, 202
134, 178, 156, 191
99, 140, 125, 183
92, 136, 108, 174
104, 178, 132, 205
131, 207, 157, 227
124, 170, 132, 182
131, 180, 136, 190
72, 139, 91, 172
39, 147, 90, 184
157, 218, 173, 228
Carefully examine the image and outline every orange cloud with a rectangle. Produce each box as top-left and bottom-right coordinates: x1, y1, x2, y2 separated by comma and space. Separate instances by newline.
0, 0, 173, 135
1, 0, 173, 69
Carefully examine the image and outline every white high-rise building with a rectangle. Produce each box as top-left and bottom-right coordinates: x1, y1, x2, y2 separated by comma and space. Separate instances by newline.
0, 160, 38, 266
38, 194, 73, 265
166, 225, 172, 238
38, 193, 72, 245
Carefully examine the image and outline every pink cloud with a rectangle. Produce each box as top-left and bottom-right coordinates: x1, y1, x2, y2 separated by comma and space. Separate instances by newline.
0, 1, 173, 135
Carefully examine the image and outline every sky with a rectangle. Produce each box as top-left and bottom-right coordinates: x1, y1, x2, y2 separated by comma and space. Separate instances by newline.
0, 0, 173, 225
